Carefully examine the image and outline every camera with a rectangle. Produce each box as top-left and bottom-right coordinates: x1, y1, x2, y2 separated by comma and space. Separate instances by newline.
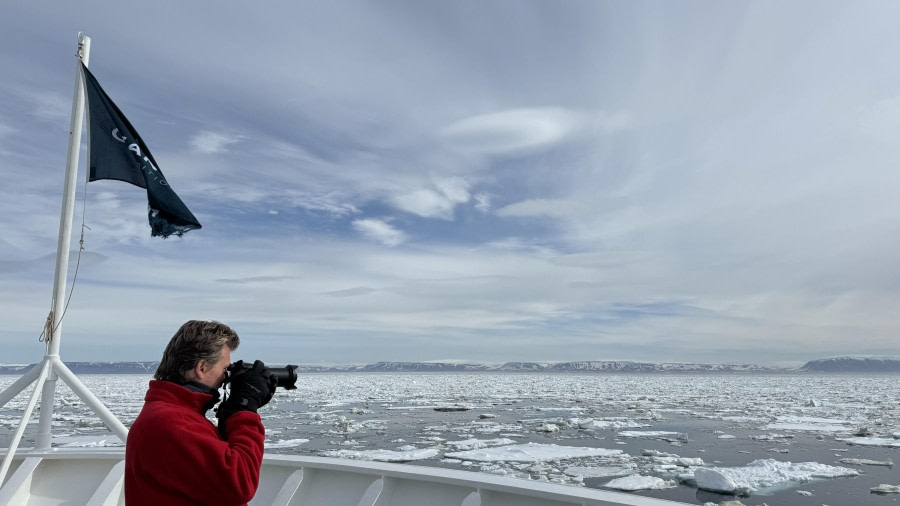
226, 361, 299, 390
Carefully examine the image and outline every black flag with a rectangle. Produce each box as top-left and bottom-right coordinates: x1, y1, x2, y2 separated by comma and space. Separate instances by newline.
81, 63, 201, 238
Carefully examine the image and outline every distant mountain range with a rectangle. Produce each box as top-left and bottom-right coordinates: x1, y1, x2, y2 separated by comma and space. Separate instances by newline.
1, 357, 898, 374
337, 361, 783, 373
799, 356, 900, 372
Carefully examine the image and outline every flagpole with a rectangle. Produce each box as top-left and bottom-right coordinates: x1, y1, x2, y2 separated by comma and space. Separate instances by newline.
33, 32, 128, 450
34, 33, 91, 449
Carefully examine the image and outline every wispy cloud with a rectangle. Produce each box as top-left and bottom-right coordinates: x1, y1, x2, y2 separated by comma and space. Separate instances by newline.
390, 176, 470, 219
320, 286, 377, 297
497, 198, 573, 219
352, 218, 407, 247
440, 107, 586, 156
24, 90, 70, 123
189, 131, 242, 154
215, 275, 299, 284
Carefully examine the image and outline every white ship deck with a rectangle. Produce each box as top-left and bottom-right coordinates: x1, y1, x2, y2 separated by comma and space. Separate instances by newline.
0, 448, 692, 506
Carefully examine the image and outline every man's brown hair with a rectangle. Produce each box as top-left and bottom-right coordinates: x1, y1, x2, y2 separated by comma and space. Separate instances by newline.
154, 320, 240, 383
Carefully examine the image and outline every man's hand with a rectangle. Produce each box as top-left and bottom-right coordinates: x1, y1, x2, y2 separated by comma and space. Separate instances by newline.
217, 360, 276, 436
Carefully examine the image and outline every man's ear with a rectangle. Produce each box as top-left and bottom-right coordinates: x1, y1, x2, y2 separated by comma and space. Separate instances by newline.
190, 360, 207, 381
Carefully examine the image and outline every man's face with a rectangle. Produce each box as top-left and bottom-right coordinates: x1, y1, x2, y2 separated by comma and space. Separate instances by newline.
197, 345, 232, 389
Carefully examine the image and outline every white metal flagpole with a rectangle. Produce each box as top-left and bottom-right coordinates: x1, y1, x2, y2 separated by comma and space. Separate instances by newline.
33, 32, 92, 450
47, 33, 90, 358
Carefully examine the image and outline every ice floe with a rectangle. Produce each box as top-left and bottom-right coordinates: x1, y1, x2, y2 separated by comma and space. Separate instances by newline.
693, 459, 859, 494
650, 456, 704, 467
616, 430, 679, 438
321, 448, 439, 462
445, 443, 623, 462
569, 417, 650, 430
765, 416, 856, 433
564, 465, 635, 478
266, 438, 309, 449
839, 457, 893, 466
835, 436, 900, 447
445, 438, 516, 451
603, 475, 677, 491
871, 484, 900, 494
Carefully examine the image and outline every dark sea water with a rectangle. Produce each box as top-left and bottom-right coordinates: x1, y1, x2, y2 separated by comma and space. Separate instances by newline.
1, 373, 898, 505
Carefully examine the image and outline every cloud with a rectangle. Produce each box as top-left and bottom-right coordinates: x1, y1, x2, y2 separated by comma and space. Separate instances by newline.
320, 286, 377, 297
352, 218, 407, 247
189, 131, 242, 154
215, 275, 299, 284
24, 91, 70, 123
497, 197, 627, 221
286, 191, 360, 216
440, 107, 586, 156
497, 198, 573, 219
390, 176, 470, 219
473, 193, 491, 213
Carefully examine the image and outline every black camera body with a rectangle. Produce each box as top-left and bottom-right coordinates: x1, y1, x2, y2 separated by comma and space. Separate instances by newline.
226, 362, 299, 390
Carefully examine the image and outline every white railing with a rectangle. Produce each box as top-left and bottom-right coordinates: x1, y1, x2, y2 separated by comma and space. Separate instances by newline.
0, 448, 692, 506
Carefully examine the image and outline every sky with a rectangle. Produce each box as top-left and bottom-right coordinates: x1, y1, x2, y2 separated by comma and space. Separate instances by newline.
2, 1, 900, 366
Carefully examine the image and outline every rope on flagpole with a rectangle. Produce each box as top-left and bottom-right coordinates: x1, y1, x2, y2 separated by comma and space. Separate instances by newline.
38, 44, 93, 344
38, 160, 91, 344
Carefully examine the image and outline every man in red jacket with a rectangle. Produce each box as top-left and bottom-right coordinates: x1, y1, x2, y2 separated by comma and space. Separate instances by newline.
125, 320, 275, 505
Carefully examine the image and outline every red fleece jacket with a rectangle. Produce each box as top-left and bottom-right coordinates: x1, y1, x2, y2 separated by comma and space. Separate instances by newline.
125, 380, 265, 506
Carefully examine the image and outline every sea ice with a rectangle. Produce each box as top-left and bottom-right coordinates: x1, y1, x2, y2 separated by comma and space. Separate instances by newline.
445, 443, 623, 462
564, 465, 634, 478
839, 457, 893, 466
694, 459, 859, 494
569, 417, 595, 429
720, 415, 765, 423
266, 438, 309, 449
321, 448, 439, 462
572, 418, 650, 430
642, 449, 678, 458
871, 484, 900, 494
765, 415, 855, 433
616, 430, 679, 438
445, 438, 516, 451
603, 475, 677, 491
651, 456, 704, 467
835, 436, 900, 448
538, 423, 561, 432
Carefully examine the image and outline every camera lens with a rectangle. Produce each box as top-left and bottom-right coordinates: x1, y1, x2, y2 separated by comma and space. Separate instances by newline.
270, 365, 298, 390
